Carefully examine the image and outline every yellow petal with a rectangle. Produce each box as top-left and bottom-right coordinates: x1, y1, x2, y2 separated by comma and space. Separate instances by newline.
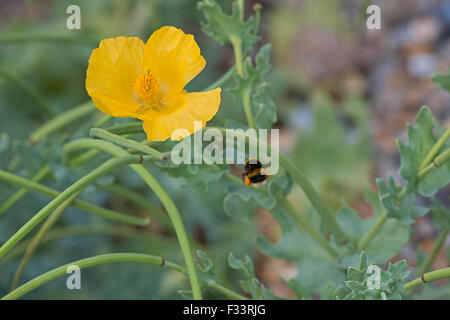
143, 26, 206, 100
86, 36, 145, 117
142, 88, 221, 141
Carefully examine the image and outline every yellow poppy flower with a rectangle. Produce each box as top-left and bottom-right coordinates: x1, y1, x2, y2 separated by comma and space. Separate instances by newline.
86, 26, 221, 141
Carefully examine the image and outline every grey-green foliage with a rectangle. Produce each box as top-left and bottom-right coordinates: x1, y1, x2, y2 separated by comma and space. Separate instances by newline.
228, 252, 274, 299
336, 195, 410, 267
198, 0, 260, 54
376, 177, 428, 224
199, 0, 276, 130
229, 45, 277, 129
398, 106, 450, 196
343, 252, 410, 300
223, 170, 291, 223
257, 204, 345, 292
432, 68, 450, 92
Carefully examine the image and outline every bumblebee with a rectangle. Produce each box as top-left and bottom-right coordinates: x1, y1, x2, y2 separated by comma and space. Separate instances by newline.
242, 159, 269, 187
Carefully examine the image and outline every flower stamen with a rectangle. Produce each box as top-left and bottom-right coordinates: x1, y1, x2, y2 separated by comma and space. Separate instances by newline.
134, 68, 159, 103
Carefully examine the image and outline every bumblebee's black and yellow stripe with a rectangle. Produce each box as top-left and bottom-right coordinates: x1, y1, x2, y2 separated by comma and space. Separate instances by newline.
242, 159, 269, 187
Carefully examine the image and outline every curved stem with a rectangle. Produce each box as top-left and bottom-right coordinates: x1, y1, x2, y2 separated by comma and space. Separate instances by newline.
202, 66, 236, 92
0, 33, 100, 45
418, 128, 450, 171
105, 122, 144, 135
241, 88, 255, 129
230, 36, 244, 76
94, 115, 113, 128
0, 169, 149, 226
63, 139, 203, 300
69, 149, 100, 166
207, 280, 248, 300
102, 183, 172, 230
417, 148, 450, 178
89, 128, 165, 160
359, 147, 449, 250
404, 267, 450, 290
29, 101, 96, 144
358, 212, 387, 251
230, 35, 255, 129
0, 155, 145, 260
279, 154, 348, 243
276, 192, 338, 258
11, 192, 80, 290
237, 0, 244, 21
0, 68, 53, 118
417, 228, 448, 276
2, 253, 245, 300
0, 166, 51, 217
2, 253, 175, 300
207, 126, 346, 242
0, 224, 178, 267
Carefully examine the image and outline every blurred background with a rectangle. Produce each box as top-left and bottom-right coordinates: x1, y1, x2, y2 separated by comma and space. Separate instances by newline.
0, 0, 449, 299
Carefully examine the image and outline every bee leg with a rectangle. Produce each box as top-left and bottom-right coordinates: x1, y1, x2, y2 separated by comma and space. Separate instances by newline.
241, 173, 246, 187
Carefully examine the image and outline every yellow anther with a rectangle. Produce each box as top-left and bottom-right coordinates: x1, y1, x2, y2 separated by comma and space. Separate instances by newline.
134, 68, 159, 102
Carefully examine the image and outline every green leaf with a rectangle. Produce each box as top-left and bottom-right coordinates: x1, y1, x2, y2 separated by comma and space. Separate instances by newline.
284, 277, 311, 299
336, 204, 410, 266
432, 68, 450, 92
227, 252, 274, 299
257, 204, 345, 292
195, 250, 219, 284
376, 177, 428, 224
229, 45, 277, 129
198, 0, 260, 54
430, 197, 450, 230
343, 253, 410, 300
320, 283, 349, 300
222, 169, 291, 223
397, 106, 450, 196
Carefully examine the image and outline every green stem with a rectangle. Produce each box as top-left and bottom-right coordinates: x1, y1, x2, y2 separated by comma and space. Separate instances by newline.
29, 101, 96, 144
404, 267, 450, 290
0, 68, 53, 118
237, 0, 245, 21
202, 66, 236, 92
0, 224, 178, 267
102, 183, 172, 230
360, 146, 449, 250
105, 122, 144, 135
418, 128, 450, 171
0, 166, 51, 217
230, 36, 255, 129
208, 127, 346, 242
417, 228, 449, 276
230, 36, 244, 76
89, 128, 165, 160
252, 3, 262, 35
207, 280, 248, 300
69, 149, 100, 166
358, 212, 387, 250
94, 114, 113, 128
0, 33, 100, 45
10, 192, 80, 290
63, 139, 203, 300
2, 253, 244, 300
242, 88, 255, 129
276, 192, 338, 258
417, 148, 450, 178
0, 155, 146, 260
279, 154, 348, 243
0, 169, 149, 226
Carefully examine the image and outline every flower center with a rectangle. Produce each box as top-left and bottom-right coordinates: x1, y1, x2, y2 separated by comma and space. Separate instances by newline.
134, 69, 159, 103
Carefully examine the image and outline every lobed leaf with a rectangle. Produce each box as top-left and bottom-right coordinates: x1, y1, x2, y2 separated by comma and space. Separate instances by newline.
198, 0, 260, 54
